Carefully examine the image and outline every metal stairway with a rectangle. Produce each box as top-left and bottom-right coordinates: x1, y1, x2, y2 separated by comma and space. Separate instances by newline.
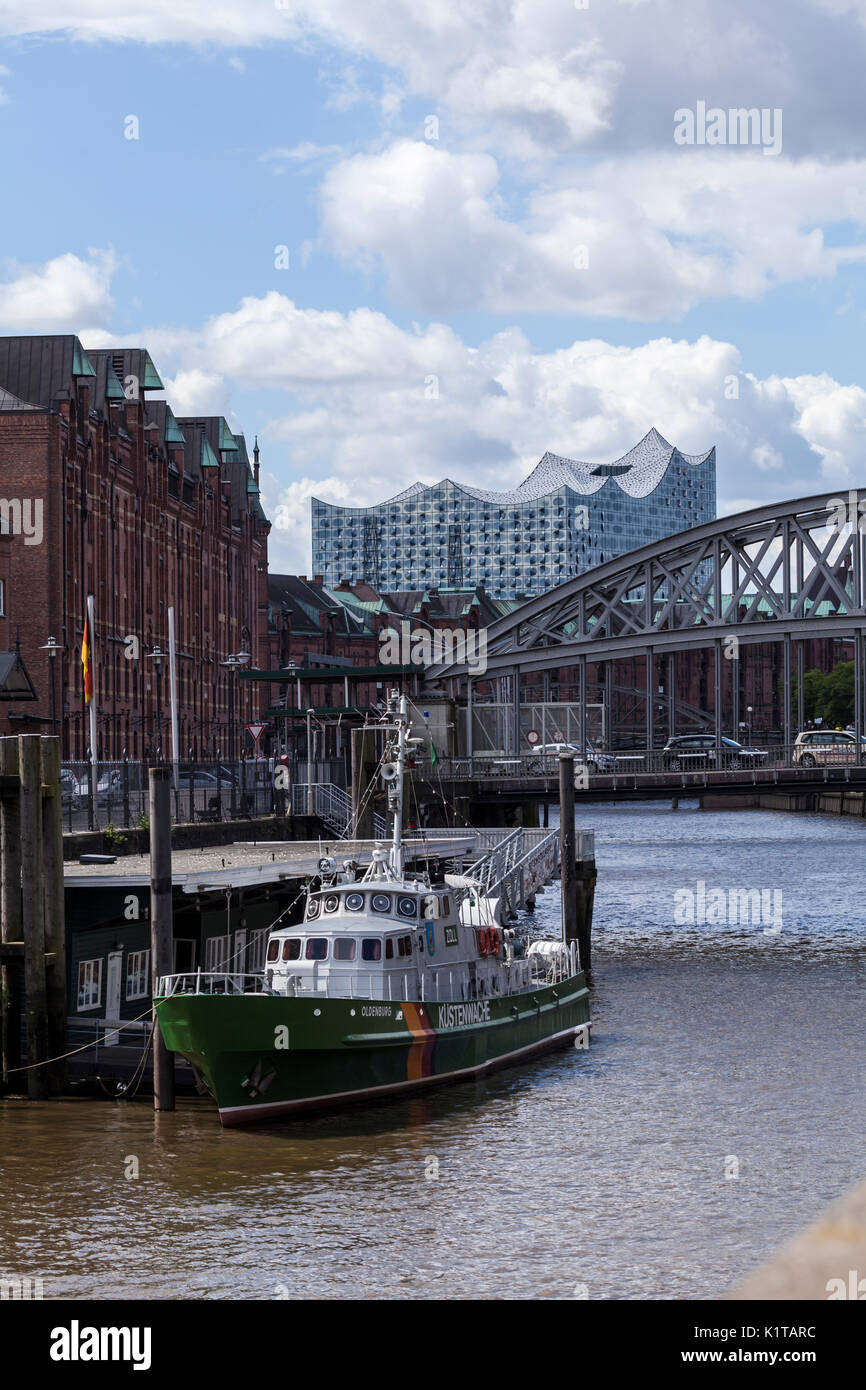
463, 826, 562, 920
293, 783, 387, 840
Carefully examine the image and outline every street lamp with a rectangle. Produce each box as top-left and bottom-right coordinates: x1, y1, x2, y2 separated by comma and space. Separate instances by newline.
220, 650, 250, 815
39, 637, 64, 744
146, 646, 165, 761
746, 705, 753, 746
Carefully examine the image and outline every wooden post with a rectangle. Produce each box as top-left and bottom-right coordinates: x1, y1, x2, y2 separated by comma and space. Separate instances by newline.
149, 767, 175, 1111
559, 752, 577, 958
0, 737, 23, 1086
575, 859, 596, 978
19, 735, 47, 1099
41, 737, 67, 1093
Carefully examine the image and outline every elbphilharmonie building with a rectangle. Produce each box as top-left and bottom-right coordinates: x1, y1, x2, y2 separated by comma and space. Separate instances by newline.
311, 428, 716, 600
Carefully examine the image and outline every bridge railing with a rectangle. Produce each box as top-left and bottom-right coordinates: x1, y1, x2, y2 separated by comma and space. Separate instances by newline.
420, 741, 866, 783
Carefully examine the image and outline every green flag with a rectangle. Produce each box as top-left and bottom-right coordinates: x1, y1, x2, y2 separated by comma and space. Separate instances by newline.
430, 739, 439, 767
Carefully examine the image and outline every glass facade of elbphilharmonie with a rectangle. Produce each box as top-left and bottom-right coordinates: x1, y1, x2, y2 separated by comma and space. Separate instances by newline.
311, 429, 716, 600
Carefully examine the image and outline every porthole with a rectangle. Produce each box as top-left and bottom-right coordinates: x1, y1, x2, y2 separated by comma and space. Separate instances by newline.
306, 898, 320, 919
397, 896, 417, 918
323, 894, 340, 914
371, 893, 392, 914
345, 892, 365, 912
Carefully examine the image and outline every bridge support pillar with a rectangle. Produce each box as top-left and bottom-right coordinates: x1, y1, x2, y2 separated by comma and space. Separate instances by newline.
667, 652, 676, 740
783, 633, 793, 751
714, 638, 723, 753
856, 629, 864, 762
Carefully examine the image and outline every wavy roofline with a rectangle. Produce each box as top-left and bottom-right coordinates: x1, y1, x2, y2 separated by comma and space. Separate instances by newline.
312, 429, 714, 509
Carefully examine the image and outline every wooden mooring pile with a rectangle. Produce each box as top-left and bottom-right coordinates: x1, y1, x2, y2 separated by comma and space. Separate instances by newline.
0, 734, 66, 1097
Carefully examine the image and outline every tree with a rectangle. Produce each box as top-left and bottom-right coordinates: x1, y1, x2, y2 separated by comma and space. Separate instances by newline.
789, 661, 854, 727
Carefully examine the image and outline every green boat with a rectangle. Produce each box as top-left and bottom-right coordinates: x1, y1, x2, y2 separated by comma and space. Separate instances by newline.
154, 694, 590, 1126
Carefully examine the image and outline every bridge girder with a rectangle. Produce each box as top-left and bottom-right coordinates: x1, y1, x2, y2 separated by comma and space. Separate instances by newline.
427, 490, 866, 680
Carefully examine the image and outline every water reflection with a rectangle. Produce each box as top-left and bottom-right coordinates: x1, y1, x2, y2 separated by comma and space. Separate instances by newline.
1, 802, 864, 1299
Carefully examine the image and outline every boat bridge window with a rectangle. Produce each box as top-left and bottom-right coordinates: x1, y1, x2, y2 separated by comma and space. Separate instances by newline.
266, 939, 280, 963
334, 938, 356, 961
305, 938, 328, 961
282, 939, 301, 962
385, 938, 394, 960
361, 939, 382, 962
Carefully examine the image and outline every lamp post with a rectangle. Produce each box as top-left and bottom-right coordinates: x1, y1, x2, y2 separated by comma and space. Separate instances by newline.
220, 650, 250, 816
746, 705, 753, 746
146, 646, 165, 762
39, 637, 64, 744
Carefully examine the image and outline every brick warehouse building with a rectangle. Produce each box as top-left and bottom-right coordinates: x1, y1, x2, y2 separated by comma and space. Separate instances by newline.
0, 335, 270, 759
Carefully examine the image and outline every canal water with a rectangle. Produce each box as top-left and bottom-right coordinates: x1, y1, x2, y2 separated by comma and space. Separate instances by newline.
1, 802, 864, 1300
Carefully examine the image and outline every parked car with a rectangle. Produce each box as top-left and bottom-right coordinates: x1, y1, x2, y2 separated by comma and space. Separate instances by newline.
531, 741, 616, 774
793, 729, 866, 766
662, 735, 768, 770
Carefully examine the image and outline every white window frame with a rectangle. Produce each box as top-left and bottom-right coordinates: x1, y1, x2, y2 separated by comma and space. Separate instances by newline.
125, 948, 151, 1001
205, 934, 232, 971
77, 958, 103, 1012
0, 579, 5, 617
247, 929, 268, 973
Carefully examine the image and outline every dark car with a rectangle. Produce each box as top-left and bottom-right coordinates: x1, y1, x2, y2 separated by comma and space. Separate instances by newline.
662, 735, 768, 771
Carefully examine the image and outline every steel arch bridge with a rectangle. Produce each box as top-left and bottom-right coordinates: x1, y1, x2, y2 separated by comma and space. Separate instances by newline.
428, 491, 866, 750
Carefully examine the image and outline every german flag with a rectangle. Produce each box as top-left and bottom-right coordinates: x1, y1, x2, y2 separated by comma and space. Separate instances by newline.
81, 619, 93, 704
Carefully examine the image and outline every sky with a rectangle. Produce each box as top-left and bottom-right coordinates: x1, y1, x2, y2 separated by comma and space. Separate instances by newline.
1, 0, 866, 571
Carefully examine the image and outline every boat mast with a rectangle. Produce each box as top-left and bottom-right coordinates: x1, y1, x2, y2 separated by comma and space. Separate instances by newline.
389, 692, 409, 878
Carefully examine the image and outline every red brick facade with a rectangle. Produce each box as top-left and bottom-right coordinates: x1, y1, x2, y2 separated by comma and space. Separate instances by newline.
0, 337, 270, 759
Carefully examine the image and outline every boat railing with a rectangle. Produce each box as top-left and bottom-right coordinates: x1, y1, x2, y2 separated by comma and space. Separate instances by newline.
156, 972, 268, 998
156, 941, 580, 1004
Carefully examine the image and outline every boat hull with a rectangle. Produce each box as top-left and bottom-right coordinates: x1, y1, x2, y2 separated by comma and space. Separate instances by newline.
155, 974, 590, 1126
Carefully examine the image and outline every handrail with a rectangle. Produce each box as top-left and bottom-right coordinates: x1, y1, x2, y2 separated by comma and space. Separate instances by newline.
156, 943, 580, 1005
293, 783, 388, 839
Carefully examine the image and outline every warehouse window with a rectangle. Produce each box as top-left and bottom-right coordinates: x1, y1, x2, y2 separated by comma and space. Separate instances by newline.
125, 949, 150, 1000
77, 958, 102, 1011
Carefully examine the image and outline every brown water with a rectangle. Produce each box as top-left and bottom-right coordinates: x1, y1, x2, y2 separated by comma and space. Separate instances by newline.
2, 802, 864, 1300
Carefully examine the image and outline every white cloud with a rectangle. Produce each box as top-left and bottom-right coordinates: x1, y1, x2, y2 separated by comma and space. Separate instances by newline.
259, 142, 343, 175
319, 141, 866, 319
96, 288, 866, 569
4, 1, 866, 163
159, 367, 230, 417
0, 249, 115, 333
264, 473, 354, 574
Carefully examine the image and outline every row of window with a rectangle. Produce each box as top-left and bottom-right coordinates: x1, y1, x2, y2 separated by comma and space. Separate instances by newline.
76, 950, 150, 1012
267, 933, 419, 964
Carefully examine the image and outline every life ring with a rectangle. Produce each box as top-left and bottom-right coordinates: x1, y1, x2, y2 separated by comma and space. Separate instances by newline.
478, 926, 490, 955
488, 928, 500, 955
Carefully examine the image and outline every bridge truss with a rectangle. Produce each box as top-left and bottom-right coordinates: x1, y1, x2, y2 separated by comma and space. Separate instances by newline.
428, 492, 866, 752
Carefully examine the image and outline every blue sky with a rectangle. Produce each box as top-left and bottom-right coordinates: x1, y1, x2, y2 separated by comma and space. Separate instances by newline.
2, 0, 866, 570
